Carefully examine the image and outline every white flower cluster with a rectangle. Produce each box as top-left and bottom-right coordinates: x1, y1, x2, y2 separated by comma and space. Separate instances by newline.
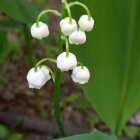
27, 1, 94, 89
57, 52, 90, 84
31, 15, 94, 45
60, 15, 94, 45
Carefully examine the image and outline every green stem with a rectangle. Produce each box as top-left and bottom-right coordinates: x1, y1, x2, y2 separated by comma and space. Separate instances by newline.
36, 9, 61, 27
61, 36, 69, 57
23, 24, 35, 67
53, 2, 66, 137
69, 1, 91, 20
62, 0, 72, 23
35, 58, 56, 71
77, 61, 84, 69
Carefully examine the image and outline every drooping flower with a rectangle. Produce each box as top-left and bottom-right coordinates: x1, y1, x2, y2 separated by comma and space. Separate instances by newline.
78, 15, 94, 32
31, 22, 49, 39
71, 66, 90, 84
57, 52, 77, 72
27, 67, 51, 89
69, 29, 86, 45
60, 17, 77, 36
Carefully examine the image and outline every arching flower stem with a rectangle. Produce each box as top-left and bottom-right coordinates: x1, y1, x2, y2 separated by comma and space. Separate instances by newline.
62, 0, 72, 23
35, 58, 56, 72
61, 36, 69, 57
68, 1, 91, 20
36, 9, 62, 27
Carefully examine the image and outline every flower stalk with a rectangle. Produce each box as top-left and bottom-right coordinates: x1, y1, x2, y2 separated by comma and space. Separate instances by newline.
62, 0, 72, 23
36, 9, 62, 27
27, 0, 93, 137
61, 36, 69, 57
77, 61, 84, 69
53, 2, 66, 137
68, 1, 91, 20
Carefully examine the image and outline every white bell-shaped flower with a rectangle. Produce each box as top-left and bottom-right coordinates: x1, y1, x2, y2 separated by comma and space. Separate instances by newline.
27, 67, 51, 89
60, 17, 77, 36
71, 66, 90, 84
57, 52, 77, 72
31, 22, 49, 39
39, 66, 51, 81
69, 29, 86, 45
78, 15, 94, 32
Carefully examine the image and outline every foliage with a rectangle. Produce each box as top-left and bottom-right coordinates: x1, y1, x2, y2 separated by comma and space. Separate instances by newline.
0, 125, 25, 140
70, 0, 140, 135
0, 29, 8, 62
0, 0, 39, 24
0, 0, 42, 64
0, 0, 140, 138
57, 129, 118, 140
124, 126, 139, 138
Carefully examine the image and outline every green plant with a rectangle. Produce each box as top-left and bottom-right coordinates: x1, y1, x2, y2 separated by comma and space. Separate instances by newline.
1, 0, 139, 139
0, 125, 25, 140
0, 0, 42, 66
25, 0, 117, 139
70, 0, 140, 136
124, 125, 139, 138
57, 129, 117, 140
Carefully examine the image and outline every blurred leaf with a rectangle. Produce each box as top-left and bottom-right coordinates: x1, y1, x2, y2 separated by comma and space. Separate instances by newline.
124, 126, 138, 138
57, 129, 118, 140
0, 0, 39, 24
71, 0, 140, 135
8, 133, 22, 140
0, 125, 10, 139
87, 113, 100, 125
65, 94, 80, 103
0, 29, 8, 62
0, 18, 21, 28
74, 98, 90, 110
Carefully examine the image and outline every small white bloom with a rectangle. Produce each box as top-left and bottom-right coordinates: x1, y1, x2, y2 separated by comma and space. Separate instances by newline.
57, 52, 77, 72
31, 22, 49, 39
27, 67, 51, 89
69, 29, 86, 45
39, 66, 51, 81
60, 17, 77, 36
71, 66, 90, 84
78, 15, 94, 32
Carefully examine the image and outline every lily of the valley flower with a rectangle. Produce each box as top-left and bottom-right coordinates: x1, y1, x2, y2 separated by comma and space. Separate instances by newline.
78, 15, 94, 32
69, 29, 86, 45
57, 52, 77, 72
71, 66, 90, 84
60, 17, 77, 36
31, 22, 49, 39
27, 67, 51, 89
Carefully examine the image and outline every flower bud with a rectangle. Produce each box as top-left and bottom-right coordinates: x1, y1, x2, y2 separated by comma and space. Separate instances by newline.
57, 52, 77, 72
78, 15, 94, 32
31, 22, 49, 39
71, 66, 90, 84
60, 17, 77, 36
69, 30, 86, 45
27, 67, 51, 89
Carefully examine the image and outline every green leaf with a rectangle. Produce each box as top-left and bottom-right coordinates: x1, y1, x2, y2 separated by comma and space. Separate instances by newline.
124, 126, 138, 138
0, 0, 39, 24
64, 94, 80, 103
0, 18, 20, 28
70, 0, 140, 135
57, 129, 118, 140
8, 133, 22, 140
0, 29, 8, 62
0, 125, 10, 139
